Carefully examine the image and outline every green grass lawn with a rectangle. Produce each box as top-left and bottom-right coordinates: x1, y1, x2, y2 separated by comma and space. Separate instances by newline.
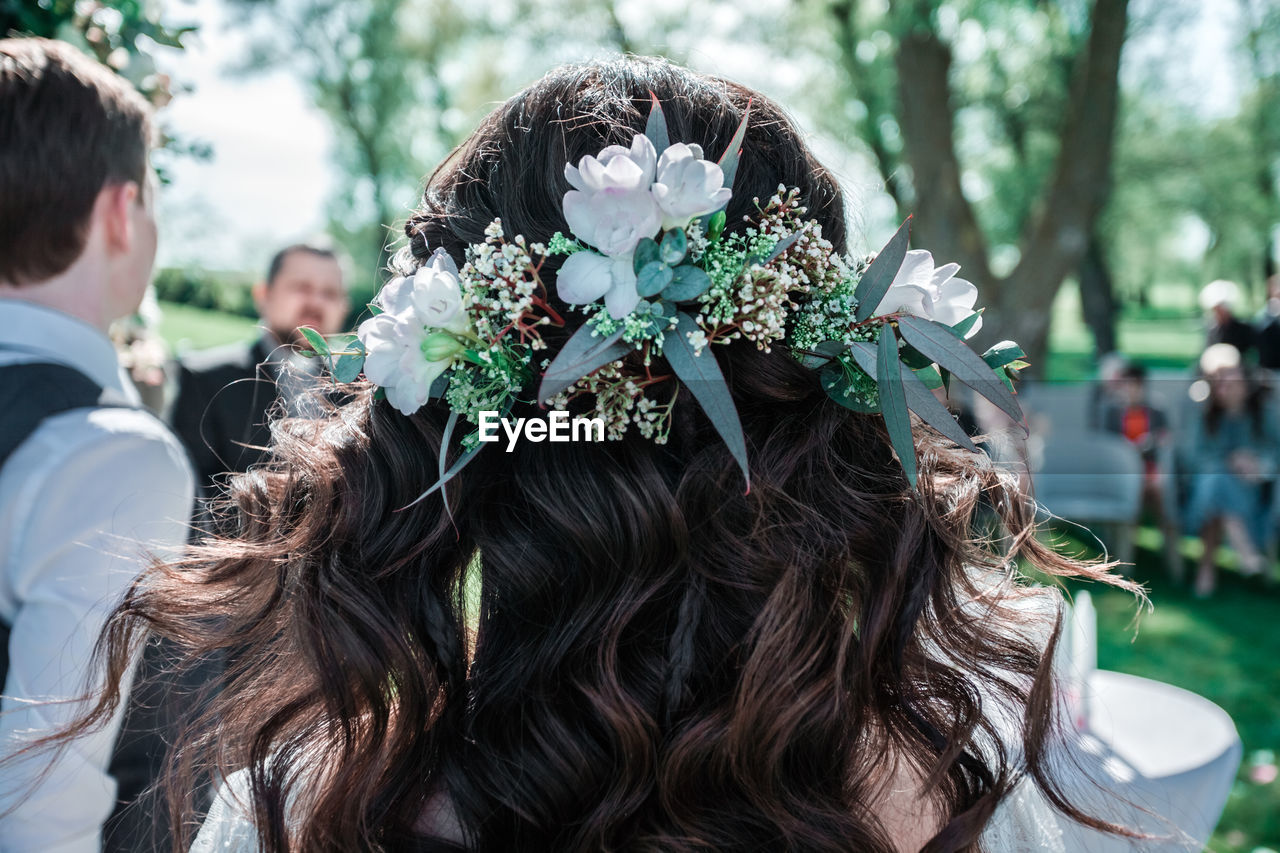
156, 300, 259, 353
1047, 282, 1205, 380
1059, 527, 1280, 853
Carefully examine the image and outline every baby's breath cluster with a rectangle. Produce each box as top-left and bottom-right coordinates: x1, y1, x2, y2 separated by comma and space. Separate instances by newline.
549, 363, 677, 443
789, 253, 873, 354
691, 187, 848, 355
461, 219, 560, 352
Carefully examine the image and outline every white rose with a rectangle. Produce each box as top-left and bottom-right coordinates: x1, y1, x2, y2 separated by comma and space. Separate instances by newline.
562, 134, 662, 256
358, 313, 451, 416
651, 142, 731, 231
410, 248, 463, 327
874, 249, 982, 336
555, 249, 641, 319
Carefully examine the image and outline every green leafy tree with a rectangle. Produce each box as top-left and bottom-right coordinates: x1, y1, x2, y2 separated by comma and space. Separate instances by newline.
789, 0, 1128, 367
1, 0, 203, 180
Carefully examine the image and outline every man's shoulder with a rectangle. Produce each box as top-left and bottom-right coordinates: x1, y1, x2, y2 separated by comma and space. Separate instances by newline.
35, 406, 192, 474
179, 338, 266, 380
1, 406, 194, 518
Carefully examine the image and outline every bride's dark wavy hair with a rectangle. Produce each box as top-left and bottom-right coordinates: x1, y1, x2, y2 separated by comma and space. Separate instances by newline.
60, 56, 1135, 852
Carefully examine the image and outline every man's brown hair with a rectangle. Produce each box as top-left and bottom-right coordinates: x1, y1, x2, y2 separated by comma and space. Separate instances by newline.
0, 37, 152, 285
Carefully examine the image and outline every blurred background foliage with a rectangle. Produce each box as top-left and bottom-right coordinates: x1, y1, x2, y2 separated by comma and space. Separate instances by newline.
6, 0, 1280, 848
14, 0, 1274, 367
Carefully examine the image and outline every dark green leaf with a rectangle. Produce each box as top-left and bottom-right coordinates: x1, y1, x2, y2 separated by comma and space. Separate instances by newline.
299, 326, 331, 357
763, 231, 801, 263
637, 261, 674, 297
366, 303, 384, 317
717, 101, 752, 194
896, 315, 1024, 426
634, 237, 661, 274
538, 325, 631, 403
665, 313, 749, 488
327, 333, 360, 351
800, 339, 848, 369
820, 360, 879, 412
876, 328, 917, 487
332, 352, 365, 383
913, 364, 944, 389
898, 343, 933, 370
852, 217, 912, 321
662, 265, 712, 302
950, 310, 983, 339
846, 341, 974, 452
981, 341, 1026, 370
645, 92, 670, 156
660, 228, 688, 265
428, 374, 450, 399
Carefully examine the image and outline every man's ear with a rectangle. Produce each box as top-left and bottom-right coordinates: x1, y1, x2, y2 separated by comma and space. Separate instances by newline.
252, 280, 269, 314
101, 181, 141, 253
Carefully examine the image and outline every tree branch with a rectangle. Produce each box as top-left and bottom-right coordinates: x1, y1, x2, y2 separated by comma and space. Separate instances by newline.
1006, 0, 1129, 312
891, 11, 994, 286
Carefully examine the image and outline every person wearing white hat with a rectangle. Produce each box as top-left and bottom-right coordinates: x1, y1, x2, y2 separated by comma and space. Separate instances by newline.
1199, 278, 1255, 358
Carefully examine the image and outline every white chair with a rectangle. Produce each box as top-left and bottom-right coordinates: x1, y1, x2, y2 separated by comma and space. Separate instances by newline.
1031, 431, 1145, 564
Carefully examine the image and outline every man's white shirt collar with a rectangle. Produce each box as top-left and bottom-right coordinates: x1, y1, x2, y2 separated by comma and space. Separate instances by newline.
0, 298, 141, 406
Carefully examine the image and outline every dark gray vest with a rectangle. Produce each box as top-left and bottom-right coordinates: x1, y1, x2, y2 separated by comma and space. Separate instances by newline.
0, 362, 124, 684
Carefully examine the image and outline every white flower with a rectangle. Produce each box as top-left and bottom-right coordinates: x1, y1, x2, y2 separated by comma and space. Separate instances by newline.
652, 142, 731, 230
874, 249, 982, 336
410, 248, 463, 326
358, 249, 473, 415
563, 134, 662, 256
555, 250, 641, 319
358, 313, 451, 416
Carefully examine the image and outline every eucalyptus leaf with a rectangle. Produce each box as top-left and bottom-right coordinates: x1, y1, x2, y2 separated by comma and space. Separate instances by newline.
660, 228, 688, 265
299, 326, 331, 357
332, 352, 365, 383
662, 265, 712, 302
538, 325, 631, 403
950, 310, 983, 339
876, 328, 917, 487
846, 341, 975, 452
852, 217, 912, 322
328, 333, 360, 351
896, 315, 1023, 425
427, 374, 450, 399
982, 341, 1026, 370
645, 92, 670, 156
665, 313, 750, 488
800, 339, 848, 369
913, 364, 944, 390
763, 231, 801, 264
717, 102, 752, 194
637, 261, 674, 297
898, 343, 933, 370
402, 410, 483, 511
634, 237, 661, 274
820, 359, 879, 413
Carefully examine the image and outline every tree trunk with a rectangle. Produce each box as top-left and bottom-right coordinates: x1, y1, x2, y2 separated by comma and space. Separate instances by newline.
1078, 231, 1119, 356
888, 0, 1129, 371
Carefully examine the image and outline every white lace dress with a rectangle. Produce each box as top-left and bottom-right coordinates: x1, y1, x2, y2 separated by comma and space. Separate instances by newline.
189, 767, 1067, 852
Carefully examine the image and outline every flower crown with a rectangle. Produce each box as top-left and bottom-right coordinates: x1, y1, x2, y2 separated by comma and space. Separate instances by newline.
299, 96, 1027, 503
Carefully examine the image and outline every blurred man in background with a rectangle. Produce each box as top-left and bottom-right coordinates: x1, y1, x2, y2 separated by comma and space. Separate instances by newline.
170, 243, 349, 503
0, 37, 195, 852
